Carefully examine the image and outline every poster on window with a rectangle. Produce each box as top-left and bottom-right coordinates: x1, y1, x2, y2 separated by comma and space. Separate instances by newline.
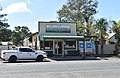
87, 43, 91, 48
80, 43, 84, 48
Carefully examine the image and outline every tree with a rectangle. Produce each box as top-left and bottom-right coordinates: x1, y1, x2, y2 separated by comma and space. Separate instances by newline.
0, 28, 12, 41
95, 18, 108, 55
57, 0, 98, 35
85, 16, 97, 35
0, 4, 9, 28
110, 20, 120, 53
11, 26, 32, 46
111, 20, 120, 42
0, 4, 10, 42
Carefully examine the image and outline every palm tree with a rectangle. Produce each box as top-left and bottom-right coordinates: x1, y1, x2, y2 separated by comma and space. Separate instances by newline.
111, 20, 120, 42
111, 20, 120, 53
96, 18, 108, 56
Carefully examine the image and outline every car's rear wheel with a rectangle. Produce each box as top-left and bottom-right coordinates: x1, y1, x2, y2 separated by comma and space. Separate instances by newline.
8, 56, 17, 63
36, 55, 43, 62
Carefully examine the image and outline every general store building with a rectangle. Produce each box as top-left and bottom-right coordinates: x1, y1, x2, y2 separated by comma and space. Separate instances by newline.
38, 21, 96, 56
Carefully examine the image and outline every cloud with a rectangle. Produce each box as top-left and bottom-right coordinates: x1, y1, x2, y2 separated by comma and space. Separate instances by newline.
0, 0, 3, 2
26, 0, 31, 3
0, 0, 31, 3
1, 2, 32, 14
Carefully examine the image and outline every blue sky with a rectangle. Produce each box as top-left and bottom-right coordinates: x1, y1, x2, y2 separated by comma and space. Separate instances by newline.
0, 0, 120, 33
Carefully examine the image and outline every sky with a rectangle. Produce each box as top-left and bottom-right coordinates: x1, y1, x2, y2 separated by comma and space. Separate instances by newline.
0, 0, 120, 33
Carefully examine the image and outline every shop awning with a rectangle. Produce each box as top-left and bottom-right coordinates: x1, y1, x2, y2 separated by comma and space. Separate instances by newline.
40, 35, 84, 41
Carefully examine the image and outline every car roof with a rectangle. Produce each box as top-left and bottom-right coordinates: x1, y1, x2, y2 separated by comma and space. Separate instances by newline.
16, 46, 31, 48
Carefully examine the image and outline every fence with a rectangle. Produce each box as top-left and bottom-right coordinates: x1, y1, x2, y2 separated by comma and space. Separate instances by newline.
98, 44, 115, 55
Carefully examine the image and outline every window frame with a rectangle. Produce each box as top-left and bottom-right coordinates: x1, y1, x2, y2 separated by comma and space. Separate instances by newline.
65, 40, 77, 50
19, 48, 35, 52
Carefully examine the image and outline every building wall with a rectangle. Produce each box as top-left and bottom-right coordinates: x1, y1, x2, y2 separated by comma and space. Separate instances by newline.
32, 34, 40, 50
32, 34, 37, 46
23, 33, 39, 50
38, 22, 77, 36
23, 37, 29, 46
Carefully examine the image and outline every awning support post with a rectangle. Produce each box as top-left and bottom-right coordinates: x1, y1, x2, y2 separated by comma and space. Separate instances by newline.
83, 38, 86, 59
62, 39, 66, 57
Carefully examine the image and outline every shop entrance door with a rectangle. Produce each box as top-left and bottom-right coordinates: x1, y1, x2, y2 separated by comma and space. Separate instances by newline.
55, 41, 62, 55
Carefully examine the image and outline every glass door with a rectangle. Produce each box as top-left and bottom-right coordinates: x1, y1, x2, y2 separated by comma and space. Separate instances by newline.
55, 41, 62, 54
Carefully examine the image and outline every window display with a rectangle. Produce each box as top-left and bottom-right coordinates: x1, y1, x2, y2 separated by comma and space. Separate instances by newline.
40, 41, 53, 50
65, 41, 76, 49
44, 41, 53, 50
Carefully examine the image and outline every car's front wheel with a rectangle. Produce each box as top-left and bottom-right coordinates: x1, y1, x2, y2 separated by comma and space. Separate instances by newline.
8, 56, 17, 63
36, 55, 43, 62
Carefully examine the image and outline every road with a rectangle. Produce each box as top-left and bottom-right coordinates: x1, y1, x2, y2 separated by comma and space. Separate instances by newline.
0, 59, 120, 78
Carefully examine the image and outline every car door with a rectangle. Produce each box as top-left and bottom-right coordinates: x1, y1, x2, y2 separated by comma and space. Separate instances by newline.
19, 48, 36, 60
27, 48, 36, 59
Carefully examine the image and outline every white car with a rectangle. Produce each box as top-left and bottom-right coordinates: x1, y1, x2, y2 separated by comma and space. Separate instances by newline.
1, 47, 47, 62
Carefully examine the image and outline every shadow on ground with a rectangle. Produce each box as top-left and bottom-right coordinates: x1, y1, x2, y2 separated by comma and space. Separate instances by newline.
2, 59, 50, 63
49, 56, 101, 61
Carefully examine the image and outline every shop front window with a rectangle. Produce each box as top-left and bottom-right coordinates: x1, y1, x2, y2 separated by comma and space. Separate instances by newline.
65, 41, 76, 49
44, 41, 53, 50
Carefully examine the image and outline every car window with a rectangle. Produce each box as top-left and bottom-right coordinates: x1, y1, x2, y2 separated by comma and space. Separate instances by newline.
27, 48, 35, 52
19, 48, 27, 52
19, 48, 35, 52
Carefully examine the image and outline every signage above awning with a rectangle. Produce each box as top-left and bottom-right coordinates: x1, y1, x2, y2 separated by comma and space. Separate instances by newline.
40, 35, 84, 41
46, 25, 71, 33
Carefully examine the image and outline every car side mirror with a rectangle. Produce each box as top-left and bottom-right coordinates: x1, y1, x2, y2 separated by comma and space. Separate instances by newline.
32, 50, 35, 52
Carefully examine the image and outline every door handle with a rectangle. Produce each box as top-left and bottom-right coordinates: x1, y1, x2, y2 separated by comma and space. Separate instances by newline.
27, 53, 31, 55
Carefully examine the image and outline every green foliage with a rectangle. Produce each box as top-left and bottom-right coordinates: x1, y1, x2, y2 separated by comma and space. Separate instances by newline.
0, 5, 10, 41
95, 18, 108, 38
57, 0, 98, 35
11, 26, 32, 46
0, 13, 9, 28
95, 17, 109, 55
0, 22, 9, 28
0, 28, 12, 41
76, 20, 84, 35
111, 20, 120, 42
85, 16, 96, 35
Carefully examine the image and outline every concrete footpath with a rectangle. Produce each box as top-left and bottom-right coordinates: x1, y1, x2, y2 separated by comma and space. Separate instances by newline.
100, 56, 120, 60
47, 56, 120, 61
48, 56, 101, 61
